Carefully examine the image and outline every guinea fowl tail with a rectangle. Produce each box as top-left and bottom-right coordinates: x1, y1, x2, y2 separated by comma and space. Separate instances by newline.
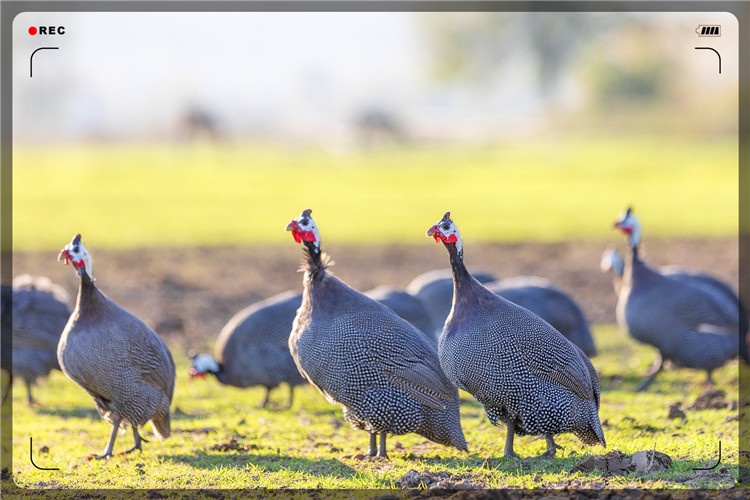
420, 405, 468, 452
150, 406, 171, 441
574, 407, 606, 448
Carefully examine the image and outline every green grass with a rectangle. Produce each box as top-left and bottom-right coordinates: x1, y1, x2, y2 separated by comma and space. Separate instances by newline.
12, 137, 738, 251
6, 324, 741, 491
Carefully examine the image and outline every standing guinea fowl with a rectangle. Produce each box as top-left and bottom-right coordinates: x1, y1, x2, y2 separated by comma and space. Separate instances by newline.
285, 209, 467, 457
602, 246, 749, 343
189, 290, 307, 409
8, 275, 72, 405
427, 212, 605, 458
613, 208, 749, 391
57, 234, 175, 459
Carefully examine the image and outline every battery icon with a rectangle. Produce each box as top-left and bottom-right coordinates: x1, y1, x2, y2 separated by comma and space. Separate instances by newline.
696, 25, 721, 36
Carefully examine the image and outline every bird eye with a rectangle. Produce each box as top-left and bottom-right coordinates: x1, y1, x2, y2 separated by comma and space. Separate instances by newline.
73, 245, 80, 253
301, 219, 308, 226
441, 223, 450, 230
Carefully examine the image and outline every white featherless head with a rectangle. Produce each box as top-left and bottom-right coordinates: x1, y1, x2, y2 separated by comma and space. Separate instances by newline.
613, 207, 641, 248
600, 246, 625, 277
58, 233, 94, 281
427, 212, 463, 255
286, 208, 322, 252
191, 354, 220, 374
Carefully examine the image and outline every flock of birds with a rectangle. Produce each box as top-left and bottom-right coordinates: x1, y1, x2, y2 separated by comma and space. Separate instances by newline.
3, 207, 747, 461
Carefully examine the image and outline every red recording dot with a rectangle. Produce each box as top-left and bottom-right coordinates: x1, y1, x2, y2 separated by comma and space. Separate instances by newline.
28, 26, 37, 35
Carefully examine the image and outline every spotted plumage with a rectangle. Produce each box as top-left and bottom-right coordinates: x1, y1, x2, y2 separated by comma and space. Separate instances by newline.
406, 268, 496, 339
8, 275, 71, 405
427, 212, 605, 458
613, 207, 747, 390
485, 277, 596, 357
364, 286, 435, 341
189, 290, 307, 408
57, 234, 175, 459
286, 209, 467, 457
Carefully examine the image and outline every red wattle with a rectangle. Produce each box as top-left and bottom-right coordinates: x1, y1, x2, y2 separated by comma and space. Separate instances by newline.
445, 234, 458, 243
293, 232, 302, 243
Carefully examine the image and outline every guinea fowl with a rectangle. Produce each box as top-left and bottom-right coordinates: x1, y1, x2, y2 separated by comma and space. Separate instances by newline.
484, 277, 597, 357
613, 208, 748, 390
9, 275, 72, 405
57, 234, 175, 459
285, 209, 467, 457
364, 285, 435, 340
427, 212, 605, 459
189, 290, 307, 409
602, 246, 749, 340
406, 268, 497, 339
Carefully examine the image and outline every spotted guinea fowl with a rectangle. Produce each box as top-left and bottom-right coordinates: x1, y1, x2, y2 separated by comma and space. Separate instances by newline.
484, 277, 596, 357
189, 290, 307, 409
602, 246, 749, 342
406, 268, 496, 339
612, 208, 748, 390
427, 212, 605, 458
9, 275, 72, 405
57, 234, 175, 459
286, 209, 467, 457
364, 286, 435, 340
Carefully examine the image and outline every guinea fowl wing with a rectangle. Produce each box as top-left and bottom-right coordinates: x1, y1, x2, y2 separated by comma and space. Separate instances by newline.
498, 300, 597, 404
368, 318, 457, 410
525, 337, 596, 403
308, 276, 457, 409
646, 274, 738, 334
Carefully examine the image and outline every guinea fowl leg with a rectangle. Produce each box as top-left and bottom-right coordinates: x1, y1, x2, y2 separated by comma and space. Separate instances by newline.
1, 372, 11, 404
122, 426, 148, 455
636, 355, 665, 392
503, 421, 520, 459
367, 432, 378, 456
25, 380, 35, 406
285, 385, 294, 409
94, 416, 122, 459
539, 435, 562, 458
377, 432, 388, 458
258, 387, 271, 409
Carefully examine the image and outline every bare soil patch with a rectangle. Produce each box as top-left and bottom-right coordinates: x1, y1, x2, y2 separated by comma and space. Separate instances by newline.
12, 237, 739, 356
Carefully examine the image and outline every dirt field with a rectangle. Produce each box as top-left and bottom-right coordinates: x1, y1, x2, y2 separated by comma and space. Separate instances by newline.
11, 237, 740, 355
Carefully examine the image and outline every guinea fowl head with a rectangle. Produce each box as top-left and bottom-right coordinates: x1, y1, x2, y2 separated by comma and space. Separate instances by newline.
285, 209, 321, 254
58, 234, 94, 282
427, 212, 463, 257
600, 246, 625, 277
188, 353, 220, 379
613, 207, 641, 249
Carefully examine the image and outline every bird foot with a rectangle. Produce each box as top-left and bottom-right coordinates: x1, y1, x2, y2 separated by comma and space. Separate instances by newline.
120, 441, 144, 455
537, 446, 562, 459
119, 446, 142, 456
87, 453, 112, 461
538, 437, 563, 458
